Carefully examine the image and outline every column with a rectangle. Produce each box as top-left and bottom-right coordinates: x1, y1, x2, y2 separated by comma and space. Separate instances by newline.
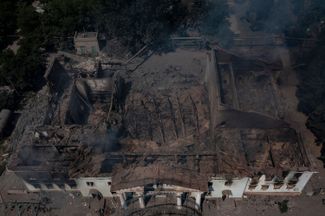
194, 192, 202, 210
176, 192, 183, 209
256, 175, 266, 191
293, 171, 314, 193
136, 192, 145, 209
117, 192, 127, 208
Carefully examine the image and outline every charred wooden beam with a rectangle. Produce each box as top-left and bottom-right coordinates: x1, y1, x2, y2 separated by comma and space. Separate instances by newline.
239, 130, 250, 167
267, 136, 276, 168
168, 97, 179, 139
176, 96, 186, 137
142, 100, 154, 141
151, 97, 166, 144
189, 95, 200, 136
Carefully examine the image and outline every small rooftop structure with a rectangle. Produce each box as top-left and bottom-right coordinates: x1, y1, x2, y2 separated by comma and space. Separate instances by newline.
74, 32, 100, 57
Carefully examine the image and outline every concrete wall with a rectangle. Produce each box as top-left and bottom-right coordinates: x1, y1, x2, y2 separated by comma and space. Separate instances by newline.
74, 177, 113, 197
207, 177, 250, 198
24, 181, 74, 193
245, 171, 314, 195
206, 172, 314, 198
24, 177, 114, 198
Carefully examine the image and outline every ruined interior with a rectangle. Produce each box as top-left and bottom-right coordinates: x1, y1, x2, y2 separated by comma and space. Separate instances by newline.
7, 48, 311, 197
1, 1, 325, 215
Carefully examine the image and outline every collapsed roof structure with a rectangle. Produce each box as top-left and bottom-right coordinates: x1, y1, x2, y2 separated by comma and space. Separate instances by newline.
6, 46, 313, 214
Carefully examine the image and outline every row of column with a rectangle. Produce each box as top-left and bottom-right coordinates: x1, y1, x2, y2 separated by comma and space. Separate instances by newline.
117, 192, 203, 209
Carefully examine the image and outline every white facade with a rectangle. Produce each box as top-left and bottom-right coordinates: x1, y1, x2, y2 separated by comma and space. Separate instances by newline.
245, 171, 314, 195
22, 171, 315, 209
74, 177, 113, 197
207, 177, 250, 198
23, 177, 114, 197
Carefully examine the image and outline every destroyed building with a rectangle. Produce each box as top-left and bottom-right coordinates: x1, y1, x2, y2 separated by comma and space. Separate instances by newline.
5, 46, 314, 214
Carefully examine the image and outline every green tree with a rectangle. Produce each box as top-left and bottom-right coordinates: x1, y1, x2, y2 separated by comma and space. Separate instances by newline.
196, 0, 232, 47
0, 38, 45, 91
94, 0, 189, 51
0, 0, 18, 50
17, 4, 42, 37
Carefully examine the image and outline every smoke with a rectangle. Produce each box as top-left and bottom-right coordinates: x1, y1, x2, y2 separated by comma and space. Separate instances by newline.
83, 128, 121, 153
200, 0, 234, 47
241, 0, 298, 34
83, 128, 124, 173
17, 145, 58, 166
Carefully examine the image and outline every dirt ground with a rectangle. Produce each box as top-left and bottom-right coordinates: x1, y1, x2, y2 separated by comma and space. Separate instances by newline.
202, 194, 325, 216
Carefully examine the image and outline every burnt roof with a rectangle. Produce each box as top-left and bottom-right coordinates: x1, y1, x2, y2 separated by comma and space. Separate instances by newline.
7, 49, 311, 191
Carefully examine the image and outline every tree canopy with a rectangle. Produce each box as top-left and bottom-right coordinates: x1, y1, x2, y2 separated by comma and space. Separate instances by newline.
0, 0, 231, 107
37, 0, 230, 51
0, 0, 18, 50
